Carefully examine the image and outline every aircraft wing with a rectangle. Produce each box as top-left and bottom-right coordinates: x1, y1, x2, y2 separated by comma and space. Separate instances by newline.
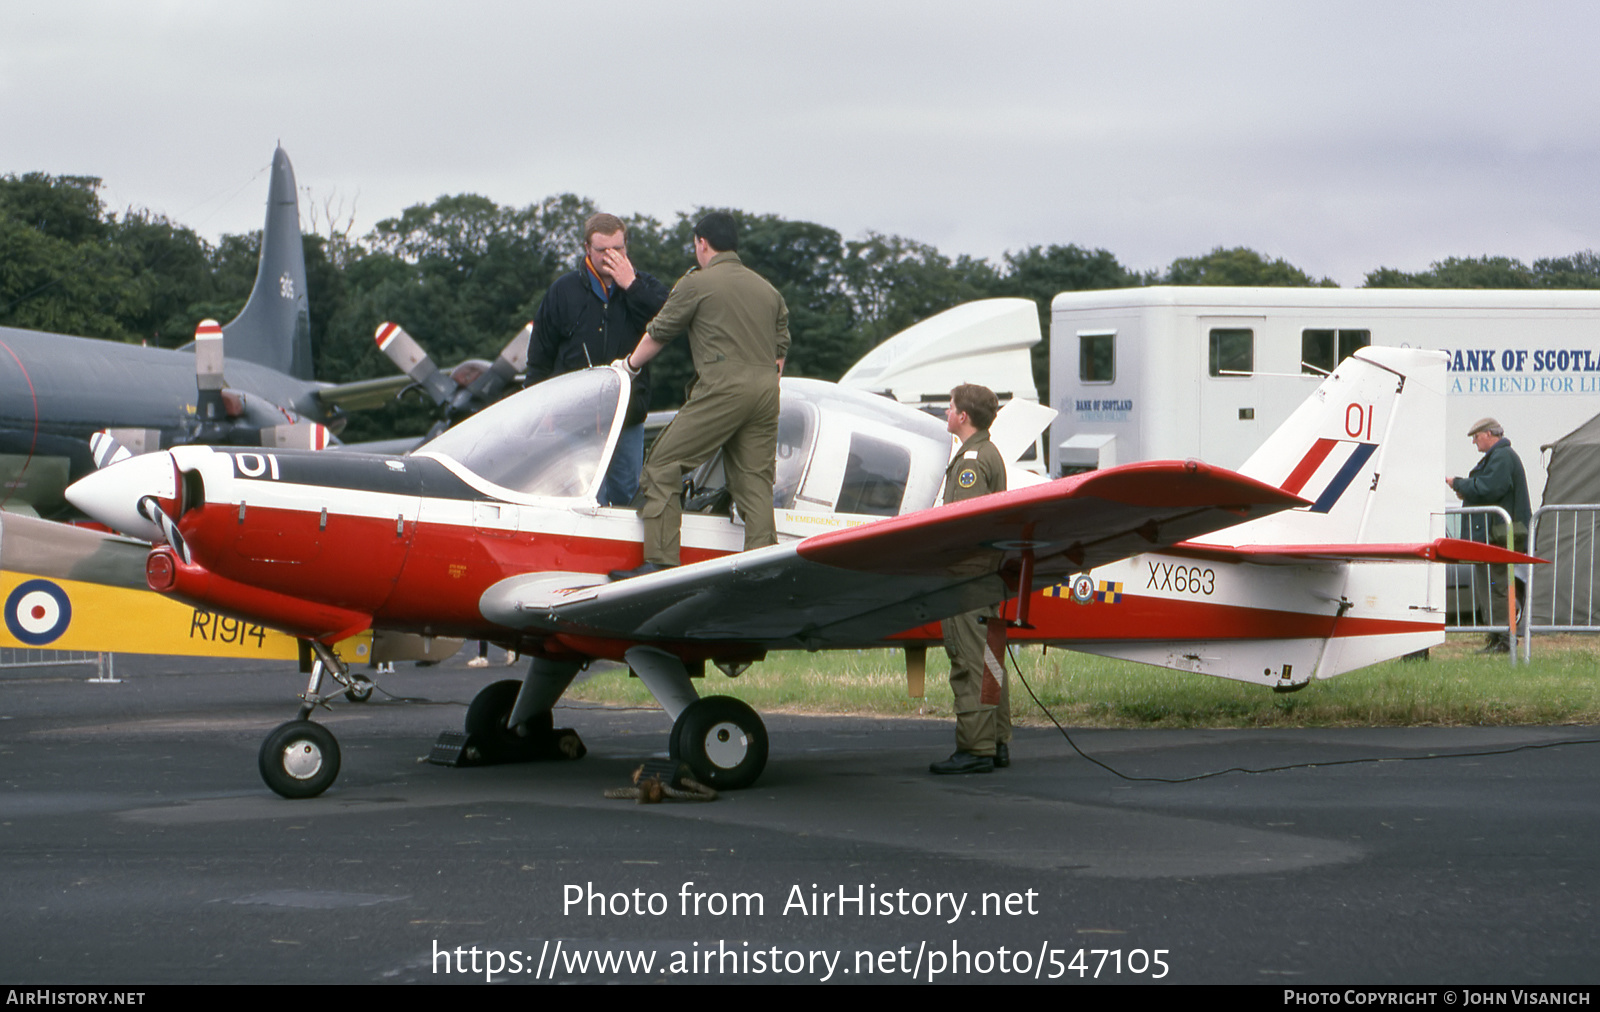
0, 512, 151, 591
312, 375, 416, 413
481, 460, 1306, 649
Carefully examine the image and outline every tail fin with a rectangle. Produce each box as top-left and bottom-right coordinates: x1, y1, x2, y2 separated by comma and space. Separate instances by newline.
1196, 347, 1449, 550
220, 147, 313, 381
1057, 348, 1452, 687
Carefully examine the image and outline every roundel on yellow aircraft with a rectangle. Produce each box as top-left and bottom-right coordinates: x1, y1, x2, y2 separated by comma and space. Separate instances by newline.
5, 579, 72, 645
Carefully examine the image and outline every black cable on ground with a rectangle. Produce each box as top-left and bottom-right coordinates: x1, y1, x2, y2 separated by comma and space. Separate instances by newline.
1007, 644, 1600, 784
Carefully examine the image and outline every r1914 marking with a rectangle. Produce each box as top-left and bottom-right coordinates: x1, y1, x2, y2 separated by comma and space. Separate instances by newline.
190, 609, 268, 648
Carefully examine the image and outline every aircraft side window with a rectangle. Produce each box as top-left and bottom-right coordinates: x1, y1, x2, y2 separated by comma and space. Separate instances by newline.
1079, 332, 1115, 383
1302, 329, 1371, 374
835, 433, 910, 517
773, 399, 817, 510
1208, 329, 1254, 377
682, 398, 818, 514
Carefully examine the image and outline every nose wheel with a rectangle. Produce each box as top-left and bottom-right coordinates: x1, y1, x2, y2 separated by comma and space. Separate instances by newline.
259, 720, 341, 799
670, 696, 768, 790
256, 641, 366, 798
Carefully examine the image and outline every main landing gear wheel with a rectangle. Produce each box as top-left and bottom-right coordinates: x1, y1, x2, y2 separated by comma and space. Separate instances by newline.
259, 720, 341, 799
670, 696, 768, 790
465, 679, 553, 763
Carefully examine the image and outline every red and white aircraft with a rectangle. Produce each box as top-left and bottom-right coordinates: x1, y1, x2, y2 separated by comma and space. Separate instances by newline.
60, 345, 1527, 798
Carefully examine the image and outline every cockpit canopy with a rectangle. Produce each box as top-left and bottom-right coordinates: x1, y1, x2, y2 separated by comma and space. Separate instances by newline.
417, 367, 626, 500
415, 367, 951, 516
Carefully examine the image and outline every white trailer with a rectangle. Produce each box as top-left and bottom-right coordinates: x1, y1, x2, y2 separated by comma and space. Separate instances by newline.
1049, 286, 1600, 505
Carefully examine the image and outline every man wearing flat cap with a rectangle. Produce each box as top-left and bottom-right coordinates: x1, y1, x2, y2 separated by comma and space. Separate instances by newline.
1447, 418, 1531, 653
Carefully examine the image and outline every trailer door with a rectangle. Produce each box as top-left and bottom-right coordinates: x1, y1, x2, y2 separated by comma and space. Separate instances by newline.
1198, 316, 1265, 470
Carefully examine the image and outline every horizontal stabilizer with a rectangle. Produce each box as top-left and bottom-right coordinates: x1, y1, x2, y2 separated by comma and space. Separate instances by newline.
1167, 537, 1546, 566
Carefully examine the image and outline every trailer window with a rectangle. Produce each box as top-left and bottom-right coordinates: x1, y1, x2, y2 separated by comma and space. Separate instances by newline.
1079, 332, 1115, 383
1208, 329, 1253, 377
1301, 329, 1371, 374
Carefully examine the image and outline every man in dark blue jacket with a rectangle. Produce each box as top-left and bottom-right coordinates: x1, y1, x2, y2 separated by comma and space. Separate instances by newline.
1448, 417, 1531, 652
526, 213, 669, 506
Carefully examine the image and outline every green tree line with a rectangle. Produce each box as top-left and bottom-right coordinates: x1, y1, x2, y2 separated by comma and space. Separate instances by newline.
6, 171, 1600, 441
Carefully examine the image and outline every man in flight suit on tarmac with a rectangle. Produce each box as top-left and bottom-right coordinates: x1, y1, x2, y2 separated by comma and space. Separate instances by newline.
930, 383, 1013, 775
610, 212, 789, 580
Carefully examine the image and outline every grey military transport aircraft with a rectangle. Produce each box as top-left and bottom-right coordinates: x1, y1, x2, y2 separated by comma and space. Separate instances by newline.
0, 147, 526, 518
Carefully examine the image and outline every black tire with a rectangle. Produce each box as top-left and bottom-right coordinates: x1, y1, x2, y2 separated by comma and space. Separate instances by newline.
671, 696, 768, 790
344, 677, 374, 703
259, 720, 341, 799
465, 679, 551, 762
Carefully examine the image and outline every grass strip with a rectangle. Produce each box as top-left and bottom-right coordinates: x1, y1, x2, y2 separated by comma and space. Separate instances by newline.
561, 635, 1600, 728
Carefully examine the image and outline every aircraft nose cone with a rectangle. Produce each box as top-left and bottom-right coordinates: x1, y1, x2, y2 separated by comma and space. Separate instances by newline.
65, 453, 176, 542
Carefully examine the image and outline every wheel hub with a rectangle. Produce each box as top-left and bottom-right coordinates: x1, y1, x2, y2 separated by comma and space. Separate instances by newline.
281, 740, 324, 780
702, 721, 748, 768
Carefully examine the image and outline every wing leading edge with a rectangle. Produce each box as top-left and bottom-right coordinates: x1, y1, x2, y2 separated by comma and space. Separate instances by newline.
481, 460, 1306, 651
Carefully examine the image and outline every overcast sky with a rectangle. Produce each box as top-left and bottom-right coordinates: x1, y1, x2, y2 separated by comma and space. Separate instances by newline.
5, 1, 1597, 286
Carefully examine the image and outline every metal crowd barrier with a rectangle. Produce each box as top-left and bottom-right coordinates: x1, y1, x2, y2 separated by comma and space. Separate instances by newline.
1522, 503, 1600, 662
1443, 506, 1519, 665
0, 648, 117, 682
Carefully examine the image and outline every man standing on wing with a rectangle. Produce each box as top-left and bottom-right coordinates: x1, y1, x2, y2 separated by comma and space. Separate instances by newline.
526, 212, 669, 507
611, 211, 789, 579
930, 383, 1013, 775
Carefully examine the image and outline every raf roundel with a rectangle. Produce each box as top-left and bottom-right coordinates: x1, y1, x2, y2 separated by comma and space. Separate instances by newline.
957, 466, 979, 489
5, 579, 73, 646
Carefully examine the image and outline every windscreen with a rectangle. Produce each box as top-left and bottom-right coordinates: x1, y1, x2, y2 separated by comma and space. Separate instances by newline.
417, 368, 624, 499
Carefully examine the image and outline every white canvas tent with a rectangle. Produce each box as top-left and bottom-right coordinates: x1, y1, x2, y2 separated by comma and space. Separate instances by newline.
1531, 413, 1600, 627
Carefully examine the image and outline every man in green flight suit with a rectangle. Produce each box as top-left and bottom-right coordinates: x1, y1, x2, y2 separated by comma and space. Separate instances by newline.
930, 383, 1013, 775
611, 212, 790, 580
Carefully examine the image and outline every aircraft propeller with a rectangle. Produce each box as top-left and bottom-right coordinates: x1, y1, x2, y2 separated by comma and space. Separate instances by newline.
373, 322, 532, 439
88, 320, 331, 468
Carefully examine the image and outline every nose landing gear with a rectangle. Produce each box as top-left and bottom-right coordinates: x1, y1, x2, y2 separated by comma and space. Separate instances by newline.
258, 641, 367, 799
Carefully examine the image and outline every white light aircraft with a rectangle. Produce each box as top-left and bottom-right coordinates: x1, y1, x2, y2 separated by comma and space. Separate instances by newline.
56, 346, 1533, 797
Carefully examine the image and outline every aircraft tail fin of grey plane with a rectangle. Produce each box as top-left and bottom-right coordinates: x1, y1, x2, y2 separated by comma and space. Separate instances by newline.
220, 146, 313, 381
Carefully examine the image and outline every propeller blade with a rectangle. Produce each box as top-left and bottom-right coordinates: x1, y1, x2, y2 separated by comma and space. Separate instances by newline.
261, 420, 332, 450
374, 322, 457, 404
90, 430, 134, 469
194, 319, 227, 423
138, 495, 192, 565
91, 428, 173, 466
448, 322, 535, 413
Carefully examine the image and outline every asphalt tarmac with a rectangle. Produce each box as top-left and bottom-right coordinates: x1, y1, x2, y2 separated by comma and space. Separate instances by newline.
1, 650, 1597, 986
